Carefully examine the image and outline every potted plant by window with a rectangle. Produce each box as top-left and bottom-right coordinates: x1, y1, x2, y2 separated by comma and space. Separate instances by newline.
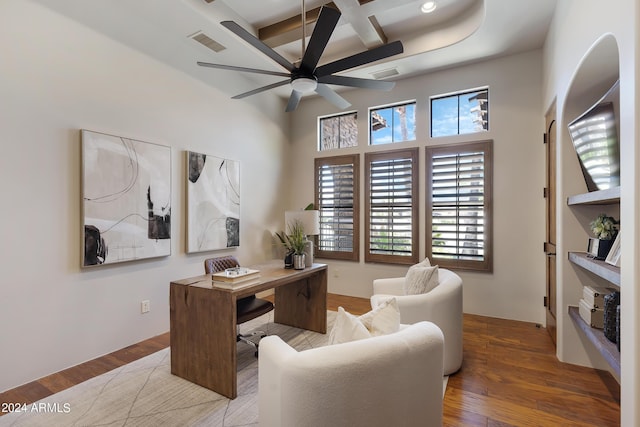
590, 213, 618, 260
276, 220, 307, 269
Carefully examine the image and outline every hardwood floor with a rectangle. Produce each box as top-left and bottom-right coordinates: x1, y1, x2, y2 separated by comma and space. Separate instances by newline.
0, 294, 620, 426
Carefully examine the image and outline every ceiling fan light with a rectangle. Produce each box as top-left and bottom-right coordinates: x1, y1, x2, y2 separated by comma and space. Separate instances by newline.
291, 77, 318, 93
421, 1, 437, 13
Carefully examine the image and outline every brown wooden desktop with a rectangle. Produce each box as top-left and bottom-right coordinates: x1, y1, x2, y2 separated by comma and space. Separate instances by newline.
169, 261, 327, 399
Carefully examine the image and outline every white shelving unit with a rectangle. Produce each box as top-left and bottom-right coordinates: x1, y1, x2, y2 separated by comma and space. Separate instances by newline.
567, 187, 620, 376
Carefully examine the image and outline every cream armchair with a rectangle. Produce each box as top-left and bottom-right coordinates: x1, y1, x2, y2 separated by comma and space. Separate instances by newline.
258, 322, 444, 427
370, 268, 463, 375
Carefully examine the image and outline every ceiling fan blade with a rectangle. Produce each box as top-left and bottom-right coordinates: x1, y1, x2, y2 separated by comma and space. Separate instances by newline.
318, 75, 395, 91
315, 84, 351, 110
232, 79, 291, 99
286, 90, 303, 112
299, 6, 341, 74
221, 20, 295, 72
314, 40, 404, 77
197, 62, 291, 78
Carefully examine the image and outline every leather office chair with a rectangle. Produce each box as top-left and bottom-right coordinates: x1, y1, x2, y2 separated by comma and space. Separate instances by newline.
204, 256, 274, 356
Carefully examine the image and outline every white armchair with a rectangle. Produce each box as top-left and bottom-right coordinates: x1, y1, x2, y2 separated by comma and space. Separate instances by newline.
371, 268, 463, 375
258, 321, 444, 427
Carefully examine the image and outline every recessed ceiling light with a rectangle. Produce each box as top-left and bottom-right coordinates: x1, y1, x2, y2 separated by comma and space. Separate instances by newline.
421, 1, 437, 13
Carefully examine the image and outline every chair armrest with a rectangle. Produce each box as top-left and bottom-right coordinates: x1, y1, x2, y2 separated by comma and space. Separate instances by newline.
259, 336, 297, 427
380, 280, 463, 374
372, 277, 405, 295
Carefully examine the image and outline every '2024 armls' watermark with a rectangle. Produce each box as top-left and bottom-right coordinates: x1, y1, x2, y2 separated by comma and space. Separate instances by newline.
2, 402, 71, 414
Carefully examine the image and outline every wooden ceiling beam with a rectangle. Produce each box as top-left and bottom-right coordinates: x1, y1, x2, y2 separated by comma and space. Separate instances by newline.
257, 1, 383, 49
258, 3, 338, 48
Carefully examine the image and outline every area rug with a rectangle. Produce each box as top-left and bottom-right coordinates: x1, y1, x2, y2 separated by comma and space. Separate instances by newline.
0, 311, 447, 427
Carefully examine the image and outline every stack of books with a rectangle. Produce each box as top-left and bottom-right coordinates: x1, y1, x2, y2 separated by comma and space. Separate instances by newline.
212, 267, 261, 289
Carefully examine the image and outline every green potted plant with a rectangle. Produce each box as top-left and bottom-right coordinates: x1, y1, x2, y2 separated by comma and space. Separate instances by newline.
590, 213, 618, 259
276, 220, 307, 269
287, 220, 307, 269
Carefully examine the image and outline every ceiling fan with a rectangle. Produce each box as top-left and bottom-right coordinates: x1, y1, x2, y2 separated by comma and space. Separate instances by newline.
197, 2, 404, 112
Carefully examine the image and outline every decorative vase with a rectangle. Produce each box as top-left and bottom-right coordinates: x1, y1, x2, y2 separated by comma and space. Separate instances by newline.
284, 251, 294, 269
596, 238, 614, 260
293, 253, 305, 270
303, 238, 313, 268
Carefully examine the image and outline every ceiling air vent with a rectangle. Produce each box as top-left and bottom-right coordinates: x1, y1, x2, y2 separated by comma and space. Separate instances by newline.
371, 68, 399, 80
190, 31, 226, 53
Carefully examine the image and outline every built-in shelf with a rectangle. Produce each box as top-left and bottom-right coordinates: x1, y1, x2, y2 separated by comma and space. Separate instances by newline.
568, 306, 620, 377
567, 186, 620, 205
568, 252, 620, 287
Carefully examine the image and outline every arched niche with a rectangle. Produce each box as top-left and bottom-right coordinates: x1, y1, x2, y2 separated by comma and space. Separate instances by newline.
564, 34, 620, 129
562, 34, 620, 195
558, 33, 621, 371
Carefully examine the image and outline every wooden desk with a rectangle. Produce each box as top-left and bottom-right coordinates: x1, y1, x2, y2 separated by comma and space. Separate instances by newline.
169, 261, 327, 399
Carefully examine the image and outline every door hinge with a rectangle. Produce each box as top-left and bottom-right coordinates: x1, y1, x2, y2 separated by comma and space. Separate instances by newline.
544, 296, 548, 307
543, 132, 548, 144
543, 187, 548, 198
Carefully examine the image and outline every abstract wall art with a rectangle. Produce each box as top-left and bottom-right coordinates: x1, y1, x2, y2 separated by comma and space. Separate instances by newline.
186, 151, 240, 253
81, 130, 171, 267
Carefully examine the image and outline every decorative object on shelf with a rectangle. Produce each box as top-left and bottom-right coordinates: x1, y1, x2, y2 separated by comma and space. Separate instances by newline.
81, 130, 171, 267
567, 80, 620, 192
186, 151, 240, 253
605, 232, 621, 267
582, 285, 611, 309
579, 299, 604, 328
589, 213, 618, 260
603, 291, 620, 343
587, 238, 600, 258
285, 207, 320, 268
616, 305, 620, 351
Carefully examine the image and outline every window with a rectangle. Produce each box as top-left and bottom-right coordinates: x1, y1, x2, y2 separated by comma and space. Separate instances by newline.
369, 101, 416, 145
365, 148, 419, 264
431, 88, 488, 137
426, 140, 493, 271
319, 112, 358, 151
314, 155, 359, 261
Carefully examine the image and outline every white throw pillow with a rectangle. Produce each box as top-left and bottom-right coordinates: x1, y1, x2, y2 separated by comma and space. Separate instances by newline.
403, 264, 439, 295
417, 257, 432, 267
328, 306, 372, 345
359, 298, 401, 336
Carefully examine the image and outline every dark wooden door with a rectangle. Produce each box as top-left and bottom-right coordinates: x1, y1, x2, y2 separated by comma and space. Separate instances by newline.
544, 103, 557, 346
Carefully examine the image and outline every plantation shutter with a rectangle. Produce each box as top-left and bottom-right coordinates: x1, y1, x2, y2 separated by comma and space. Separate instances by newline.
427, 140, 493, 271
314, 155, 359, 261
365, 148, 419, 264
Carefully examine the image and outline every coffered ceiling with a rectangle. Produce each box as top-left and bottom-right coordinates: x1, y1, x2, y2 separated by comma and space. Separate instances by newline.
33, 0, 556, 108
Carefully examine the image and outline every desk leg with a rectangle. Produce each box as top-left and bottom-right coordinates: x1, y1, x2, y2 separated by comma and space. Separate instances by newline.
274, 269, 327, 333
170, 285, 238, 399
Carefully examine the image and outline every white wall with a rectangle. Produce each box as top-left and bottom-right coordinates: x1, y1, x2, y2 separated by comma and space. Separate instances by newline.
542, 1, 639, 425
288, 50, 546, 325
0, 0, 290, 392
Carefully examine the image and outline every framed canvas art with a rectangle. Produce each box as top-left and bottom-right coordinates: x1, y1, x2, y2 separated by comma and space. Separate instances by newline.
186, 151, 240, 253
81, 130, 171, 267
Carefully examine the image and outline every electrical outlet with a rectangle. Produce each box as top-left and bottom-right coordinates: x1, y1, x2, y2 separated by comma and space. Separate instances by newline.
141, 300, 150, 314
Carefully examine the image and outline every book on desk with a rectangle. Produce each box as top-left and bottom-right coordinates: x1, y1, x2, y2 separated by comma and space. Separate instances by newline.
211, 267, 261, 289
